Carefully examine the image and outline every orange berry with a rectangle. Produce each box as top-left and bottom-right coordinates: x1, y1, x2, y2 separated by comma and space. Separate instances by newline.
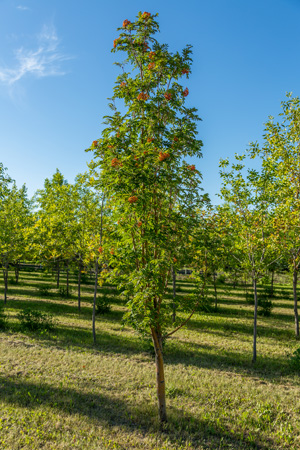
110, 249, 114, 255
111, 158, 122, 168
183, 88, 189, 97
92, 140, 98, 146
142, 11, 151, 19
137, 92, 149, 101
173, 137, 178, 142
147, 137, 154, 142
137, 221, 142, 227
173, 257, 177, 263
98, 246, 103, 253
123, 19, 131, 28
128, 196, 138, 203
188, 164, 196, 171
148, 62, 155, 70
149, 51, 156, 59
113, 38, 120, 48
164, 92, 172, 101
120, 81, 126, 88
182, 68, 189, 75
159, 152, 170, 162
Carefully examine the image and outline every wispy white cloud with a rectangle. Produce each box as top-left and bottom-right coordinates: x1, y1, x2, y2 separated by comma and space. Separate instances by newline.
0, 25, 71, 86
17, 5, 30, 11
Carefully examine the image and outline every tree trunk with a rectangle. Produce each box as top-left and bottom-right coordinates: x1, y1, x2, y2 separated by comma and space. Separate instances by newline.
213, 272, 218, 310
172, 266, 176, 323
56, 261, 60, 288
78, 262, 82, 313
15, 260, 20, 284
252, 276, 258, 363
66, 262, 69, 297
293, 268, 299, 337
270, 270, 274, 297
3, 264, 8, 304
151, 328, 167, 424
92, 260, 99, 345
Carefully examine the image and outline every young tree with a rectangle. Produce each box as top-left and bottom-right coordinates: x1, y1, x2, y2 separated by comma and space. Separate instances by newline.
250, 95, 300, 337
219, 155, 278, 362
0, 174, 32, 303
89, 12, 205, 423
34, 170, 78, 295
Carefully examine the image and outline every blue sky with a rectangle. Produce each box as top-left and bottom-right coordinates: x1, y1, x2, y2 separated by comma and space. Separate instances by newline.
0, 0, 300, 204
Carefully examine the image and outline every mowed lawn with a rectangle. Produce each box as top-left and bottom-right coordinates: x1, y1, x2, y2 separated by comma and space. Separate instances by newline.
0, 270, 300, 449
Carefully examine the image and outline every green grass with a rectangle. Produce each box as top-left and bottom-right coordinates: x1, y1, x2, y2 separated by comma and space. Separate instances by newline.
0, 270, 300, 449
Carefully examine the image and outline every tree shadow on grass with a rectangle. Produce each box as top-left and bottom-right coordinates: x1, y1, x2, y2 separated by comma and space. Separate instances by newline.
0, 375, 279, 450
186, 312, 295, 341
164, 337, 292, 379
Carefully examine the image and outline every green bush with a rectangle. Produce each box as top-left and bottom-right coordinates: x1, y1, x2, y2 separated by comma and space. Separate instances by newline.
37, 284, 52, 296
58, 286, 72, 298
17, 308, 55, 332
258, 298, 273, 317
216, 274, 226, 284
245, 291, 273, 316
0, 306, 7, 330
290, 347, 300, 370
96, 295, 111, 314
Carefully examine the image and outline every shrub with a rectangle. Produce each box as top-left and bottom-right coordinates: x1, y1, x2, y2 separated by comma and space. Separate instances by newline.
17, 308, 55, 332
37, 284, 52, 296
196, 296, 214, 313
245, 291, 273, 316
290, 347, 300, 370
258, 298, 273, 317
0, 306, 7, 330
96, 295, 111, 314
216, 274, 226, 284
58, 286, 72, 298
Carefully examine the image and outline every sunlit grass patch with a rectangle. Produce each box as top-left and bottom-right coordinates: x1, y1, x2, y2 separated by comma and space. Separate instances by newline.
0, 270, 299, 448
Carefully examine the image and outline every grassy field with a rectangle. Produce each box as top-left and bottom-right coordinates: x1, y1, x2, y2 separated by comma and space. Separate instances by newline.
0, 269, 300, 449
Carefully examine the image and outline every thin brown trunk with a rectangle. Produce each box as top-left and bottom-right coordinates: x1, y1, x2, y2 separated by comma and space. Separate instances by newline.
66, 262, 69, 297
172, 266, 176, 323
213, 272, 218, 310
56, 261, 60, 288
15, 261, 19, 284
270, 270, 274, 297
293, 268, 299, 337
78, 262, 81, 313
92, 260, 99, 345
151, 328, 167, 424
3, 264, 8, 304
252, 276, 258, 363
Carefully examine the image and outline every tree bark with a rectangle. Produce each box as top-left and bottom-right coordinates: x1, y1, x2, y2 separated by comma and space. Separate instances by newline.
56, 261, 60, 289
270, 270, 274, 297
66, 261, 69, 297
92, 260, 99, 345
172, 266, 176, 323
293, 268, 299, 337
213, 272, 218, 310
252, 276, 258, 363
78, 261, 82, 313
3, 263, 8, 304
151, 328, 167, 424
15, 260, 20, 284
